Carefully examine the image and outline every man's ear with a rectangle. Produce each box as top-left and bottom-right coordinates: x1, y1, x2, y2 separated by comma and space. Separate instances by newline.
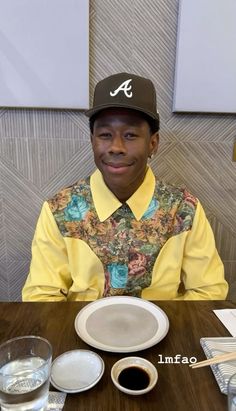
150, 132, 159, 155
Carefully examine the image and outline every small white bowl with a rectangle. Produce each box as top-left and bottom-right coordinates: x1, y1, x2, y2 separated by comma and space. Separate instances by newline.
50, 349, 104, 393
111, 356, 158, 395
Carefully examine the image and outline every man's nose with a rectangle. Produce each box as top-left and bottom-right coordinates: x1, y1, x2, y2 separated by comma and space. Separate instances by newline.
109, 135, 126, 154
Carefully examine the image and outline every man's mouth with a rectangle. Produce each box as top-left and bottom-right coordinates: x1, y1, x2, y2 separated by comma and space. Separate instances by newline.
102, 161, 133, 173
105, 162, 132, 168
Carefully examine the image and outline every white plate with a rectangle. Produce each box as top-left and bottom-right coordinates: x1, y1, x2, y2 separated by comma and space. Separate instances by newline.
50, 349, 104, 393
74, 296, 169, 353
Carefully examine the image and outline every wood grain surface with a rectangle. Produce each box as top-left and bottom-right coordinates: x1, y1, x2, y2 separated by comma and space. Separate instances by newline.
0, 301, 234, 411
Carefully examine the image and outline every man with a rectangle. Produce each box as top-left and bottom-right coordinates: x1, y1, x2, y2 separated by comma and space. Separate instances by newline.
22, 73, 228, 301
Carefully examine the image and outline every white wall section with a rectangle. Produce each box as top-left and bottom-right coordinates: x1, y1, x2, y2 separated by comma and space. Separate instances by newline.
173, 0, 236, 113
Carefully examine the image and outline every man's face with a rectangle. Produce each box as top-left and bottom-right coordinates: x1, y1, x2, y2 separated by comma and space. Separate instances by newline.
91, 108, 159, 201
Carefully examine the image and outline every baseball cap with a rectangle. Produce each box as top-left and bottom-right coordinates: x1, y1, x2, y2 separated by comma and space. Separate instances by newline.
85, 72, 159, 128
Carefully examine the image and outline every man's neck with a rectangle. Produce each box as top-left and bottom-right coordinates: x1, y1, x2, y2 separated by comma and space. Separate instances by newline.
104, 174, 147, 203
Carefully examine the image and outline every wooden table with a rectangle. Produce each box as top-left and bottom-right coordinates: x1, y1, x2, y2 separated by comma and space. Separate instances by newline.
0, 300, 235, 411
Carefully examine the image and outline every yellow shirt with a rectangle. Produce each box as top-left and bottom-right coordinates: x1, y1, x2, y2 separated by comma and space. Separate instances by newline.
22, 167, 228, 301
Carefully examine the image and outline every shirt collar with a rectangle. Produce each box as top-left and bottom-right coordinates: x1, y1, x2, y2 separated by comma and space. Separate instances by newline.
90, 166, 156, 222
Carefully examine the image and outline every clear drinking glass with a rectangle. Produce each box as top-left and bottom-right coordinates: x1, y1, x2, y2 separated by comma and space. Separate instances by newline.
0, 335, 52, 411
228, 373, 236, 411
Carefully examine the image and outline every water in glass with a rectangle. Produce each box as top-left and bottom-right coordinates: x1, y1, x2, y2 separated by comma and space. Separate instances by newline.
0, 356, 50, 411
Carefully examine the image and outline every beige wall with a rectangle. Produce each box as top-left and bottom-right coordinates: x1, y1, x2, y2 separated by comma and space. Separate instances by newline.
0, 0, 235, 301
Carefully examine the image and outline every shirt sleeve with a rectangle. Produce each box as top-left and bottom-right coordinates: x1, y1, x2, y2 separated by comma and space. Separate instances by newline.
175, 201, 228, 300
22, 202, 72, 301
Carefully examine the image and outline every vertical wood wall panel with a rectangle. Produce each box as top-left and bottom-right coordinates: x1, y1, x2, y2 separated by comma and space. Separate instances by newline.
0, 0, 235, 301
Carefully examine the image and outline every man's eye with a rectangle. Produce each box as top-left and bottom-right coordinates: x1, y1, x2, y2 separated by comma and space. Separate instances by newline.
125, 133, 137, 140
98, 133, 112, 139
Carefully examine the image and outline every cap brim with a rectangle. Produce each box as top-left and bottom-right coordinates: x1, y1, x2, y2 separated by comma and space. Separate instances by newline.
85, 103, 159, 122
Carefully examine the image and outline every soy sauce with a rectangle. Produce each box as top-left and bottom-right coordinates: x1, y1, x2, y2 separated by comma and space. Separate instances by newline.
118, 366, 150, 390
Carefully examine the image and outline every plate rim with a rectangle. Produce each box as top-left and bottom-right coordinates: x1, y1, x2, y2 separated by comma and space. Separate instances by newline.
50, 349, 105, 393
74, 296, 169, 353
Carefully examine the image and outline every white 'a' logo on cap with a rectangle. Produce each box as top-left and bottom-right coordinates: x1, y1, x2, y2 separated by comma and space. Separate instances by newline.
110, 79, 133, 98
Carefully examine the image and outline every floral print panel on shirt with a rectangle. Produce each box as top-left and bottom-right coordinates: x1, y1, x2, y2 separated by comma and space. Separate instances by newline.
48, 177, 197, 298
